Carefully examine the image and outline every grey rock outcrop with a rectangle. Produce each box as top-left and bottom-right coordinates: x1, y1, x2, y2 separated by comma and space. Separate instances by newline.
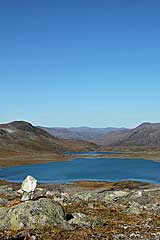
68, 212, 99, 227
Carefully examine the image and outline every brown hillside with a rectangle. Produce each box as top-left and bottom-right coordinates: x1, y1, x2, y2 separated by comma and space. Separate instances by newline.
0, 121, 97, 154
100, 122, 160, 148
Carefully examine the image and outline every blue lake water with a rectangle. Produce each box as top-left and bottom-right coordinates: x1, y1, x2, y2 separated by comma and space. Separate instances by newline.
1, 155, 160, 184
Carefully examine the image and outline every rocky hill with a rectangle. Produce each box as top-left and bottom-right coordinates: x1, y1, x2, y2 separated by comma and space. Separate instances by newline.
100, 122, 160, 147
0, 121, 97, 154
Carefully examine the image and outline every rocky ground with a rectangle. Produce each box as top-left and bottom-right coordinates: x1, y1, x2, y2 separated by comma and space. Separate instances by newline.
0, 179, 160, 240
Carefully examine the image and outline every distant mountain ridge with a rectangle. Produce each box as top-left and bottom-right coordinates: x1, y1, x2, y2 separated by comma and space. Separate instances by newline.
39, 126, 126, 142
40, 122, 160, 148
0, 121, 97, 153
1, 121, 160, 154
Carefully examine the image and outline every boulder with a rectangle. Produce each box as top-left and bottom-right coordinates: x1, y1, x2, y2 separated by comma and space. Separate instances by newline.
20, 175, 37, 193
68, 212, 100, 227
21, 188, 47, 202
0, 198, 65, 230
125, 202, 142, 214
103, 190, 129, 202
68, 212, 90, 226
19, 175, 38, 201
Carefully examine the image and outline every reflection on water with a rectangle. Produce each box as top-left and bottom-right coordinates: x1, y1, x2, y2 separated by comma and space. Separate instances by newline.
65, 151, 122, 156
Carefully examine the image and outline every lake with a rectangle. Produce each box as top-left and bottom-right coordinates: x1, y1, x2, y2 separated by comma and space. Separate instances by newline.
1, 153, 160, 184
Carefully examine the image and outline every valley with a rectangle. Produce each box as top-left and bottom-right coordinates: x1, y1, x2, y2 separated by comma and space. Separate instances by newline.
1, 121, 160, 168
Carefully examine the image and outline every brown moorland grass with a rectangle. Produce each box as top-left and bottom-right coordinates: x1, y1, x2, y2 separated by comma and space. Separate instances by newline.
0, 202, 159, 240
1, 147, 160, 169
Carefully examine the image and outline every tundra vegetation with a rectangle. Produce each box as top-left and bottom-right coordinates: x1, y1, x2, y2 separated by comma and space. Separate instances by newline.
0, 178, 160, 240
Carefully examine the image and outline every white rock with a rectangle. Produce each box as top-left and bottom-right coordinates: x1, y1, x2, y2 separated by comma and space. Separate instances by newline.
17, 189, 23, 194
21, 192, 34, 202
46, 191, 53, 196
21, 175, 37, 193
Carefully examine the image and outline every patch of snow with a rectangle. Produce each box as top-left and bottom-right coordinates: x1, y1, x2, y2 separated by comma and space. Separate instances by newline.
0, 128, 16, 133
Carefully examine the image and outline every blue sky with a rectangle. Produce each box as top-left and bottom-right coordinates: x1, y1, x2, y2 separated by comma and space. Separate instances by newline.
0, 0, 160, 128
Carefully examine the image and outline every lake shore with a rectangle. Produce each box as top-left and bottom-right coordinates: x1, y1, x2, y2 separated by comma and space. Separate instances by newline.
0, 151, 75, 168
1, 149, 160, 168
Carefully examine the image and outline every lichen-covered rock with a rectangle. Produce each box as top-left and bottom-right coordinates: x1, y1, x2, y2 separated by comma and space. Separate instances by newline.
0, 198, 65, 230
21, 188, 47, 202
71, 192, 98, 202
125, 202, 142, 214
0, 198, 7, 206
68, 212, 94, 227
0, 186, 16, 197
103, 190, 129, 202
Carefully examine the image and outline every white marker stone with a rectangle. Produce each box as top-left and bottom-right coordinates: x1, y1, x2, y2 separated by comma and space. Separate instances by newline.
21, 175, 37, 193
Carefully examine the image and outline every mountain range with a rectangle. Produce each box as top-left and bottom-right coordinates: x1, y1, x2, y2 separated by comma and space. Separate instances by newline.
39, 123, 160, 148
0, 121, 160, 157
39, 126, 126, 142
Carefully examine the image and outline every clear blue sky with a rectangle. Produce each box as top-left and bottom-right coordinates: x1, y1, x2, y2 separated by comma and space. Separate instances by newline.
0, 0, 160, 128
